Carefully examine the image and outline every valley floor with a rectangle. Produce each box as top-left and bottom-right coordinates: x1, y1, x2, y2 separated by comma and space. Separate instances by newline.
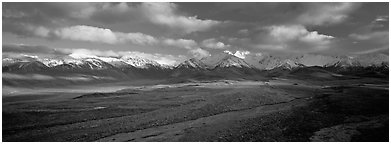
2, 78, 389, 142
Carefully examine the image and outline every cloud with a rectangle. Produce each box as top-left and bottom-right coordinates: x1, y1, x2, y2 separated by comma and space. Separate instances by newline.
66, 3, 100, 19
201, 38, 230, 49
37, 24, 211, 59
53, 25, 158, 45
6, 2, 379, 57
14, 24, 201, 51
299, 31, 334, 45
54, 25, 117, 44
5, 23, 206, 59
369, 16, 389, 31
349, 31, 388, 54
267, 25, 334, 42
2, 72, 116, 81
375, 16, 389, 22
368, 15, 389, 31
252, 44, 286, 51
352, 47, 389, 55
238, 29, 249, 35
66, 49, 121, 58
161, 38, 198, 49
3, 3, 76, 24
89, 3, 144, 24
3, 2, 222, 37
57, 76, 92, 81
2, 44, 69, 59
88, 2, 223, 34
2, 3, 108, 36
56, 25, 202, 50
2, 22, 51, 38
3, 73, 55, 81
226, 25, 335, 53
223, 50, 250, 59
297, 3, 361, 26
189, 48, 211, 59
25, 25, 51, 37
140, 2, 221, 34
5, 24, 160, 46
3, 44, 60, 54
2, 3, 136, 34
264, 25, 334, 50
349, 31, 388, 41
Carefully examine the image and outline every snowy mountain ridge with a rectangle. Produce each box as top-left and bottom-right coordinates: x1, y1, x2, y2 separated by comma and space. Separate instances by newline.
3, 51, 389, 72
178, 51, 388, 70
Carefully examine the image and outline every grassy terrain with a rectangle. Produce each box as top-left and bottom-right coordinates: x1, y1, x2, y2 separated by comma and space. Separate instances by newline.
2, 78, 388, 142
180, 85, 388, 141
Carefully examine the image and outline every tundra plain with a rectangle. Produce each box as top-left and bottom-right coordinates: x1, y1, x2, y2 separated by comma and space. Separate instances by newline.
2, 77, 388, 142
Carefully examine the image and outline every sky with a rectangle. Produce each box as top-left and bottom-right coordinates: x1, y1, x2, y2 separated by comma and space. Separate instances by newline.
2, 2, 389, 65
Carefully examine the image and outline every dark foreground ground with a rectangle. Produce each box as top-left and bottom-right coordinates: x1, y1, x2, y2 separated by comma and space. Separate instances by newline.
2, 78, 389, 142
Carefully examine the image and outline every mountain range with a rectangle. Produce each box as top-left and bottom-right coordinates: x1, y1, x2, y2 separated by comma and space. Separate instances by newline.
2, 51, 389, 87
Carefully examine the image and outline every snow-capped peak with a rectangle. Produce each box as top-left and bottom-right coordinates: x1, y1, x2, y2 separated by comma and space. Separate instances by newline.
69, 53, 98, 59
21, 54, 39, 59
223, 50, 234, 55
223, 50, 250, 59
83, 58, 107, 69
217, 57, 252, 68
177, 58, 206, 69
276, 59, 299, 70
39, 58, 64, 67
120, 55, 161, 68
233, 51, 250, 59
198, 52, 252, 68
98, 57, 122, 62
67, 53, 164, 69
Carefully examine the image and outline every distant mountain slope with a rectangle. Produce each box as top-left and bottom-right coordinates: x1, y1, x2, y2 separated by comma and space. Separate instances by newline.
2, 51, 388, 87
2, 55, 172, 83
199, 52, 252, 69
